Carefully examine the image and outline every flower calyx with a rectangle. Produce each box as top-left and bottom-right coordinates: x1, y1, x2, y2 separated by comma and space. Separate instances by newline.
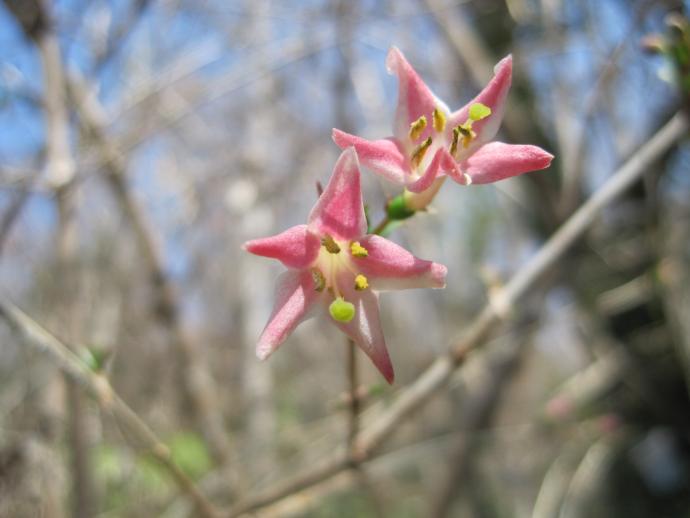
386, 193, 416, 221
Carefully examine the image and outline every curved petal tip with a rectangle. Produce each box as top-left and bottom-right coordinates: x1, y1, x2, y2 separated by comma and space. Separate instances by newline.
431, 263, 447, 289
385, 46, 404, 75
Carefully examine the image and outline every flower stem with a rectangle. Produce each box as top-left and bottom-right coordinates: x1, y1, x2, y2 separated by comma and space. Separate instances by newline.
347, 338, 359, 449
371, 215, 391, 236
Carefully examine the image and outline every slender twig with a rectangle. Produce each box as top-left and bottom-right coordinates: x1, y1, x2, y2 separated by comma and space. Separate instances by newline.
346, 338, 360, 449
558, 0, 658, 216
67, 74, 233, 468
225, 112, 688, 516
429, 336, 526, 518
0, 297, 221, 518
26, 2, 95, 513
0, 167, 41, 258
560, 434, 628, 518
531, 443, 587, 518
370, 215, 390, 236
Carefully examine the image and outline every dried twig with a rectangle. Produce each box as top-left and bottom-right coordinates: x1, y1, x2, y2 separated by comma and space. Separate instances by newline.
16, 1, 92, 513
429, 335, 527, 518
0, 298, 221, 518
558, 0, 659, 216
68, 74, 233, 468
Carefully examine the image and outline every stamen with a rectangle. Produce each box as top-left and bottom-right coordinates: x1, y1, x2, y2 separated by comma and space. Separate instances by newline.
329, 297, 355, 322
469, 102, 491, 121
458, 123, 476, 149
354, 274, 369, 291
409, 115, 427, 141
311, 268, 326, 292
350, 241, 368, 258
411, 136, 432, 168
450, 126, 460, 156
321, 234, 341, 254
433, 108, 446, 133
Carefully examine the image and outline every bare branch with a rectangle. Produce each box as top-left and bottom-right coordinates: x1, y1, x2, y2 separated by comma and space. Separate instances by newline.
68, 73, 234, 468
0, 298, 222, 518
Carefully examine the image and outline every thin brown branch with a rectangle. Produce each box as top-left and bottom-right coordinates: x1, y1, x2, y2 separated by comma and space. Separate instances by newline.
558, 0, 659, 217
67, 74, 233, 468
27, 1, 92, 512
347, 338, 360, 448
0, 167, 40, 257
429, 336, 526, 518
0, 298, 221, 518
225, 112, 687, 516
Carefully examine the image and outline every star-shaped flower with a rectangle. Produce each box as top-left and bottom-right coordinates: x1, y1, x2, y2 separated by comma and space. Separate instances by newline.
333, 47, 554, 210
243, 148, 447, 383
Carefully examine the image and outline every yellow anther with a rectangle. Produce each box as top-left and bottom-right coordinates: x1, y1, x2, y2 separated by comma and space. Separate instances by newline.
354, 274, 369, 291
311, 268, 326, 292
411, 136, 432, 168
350, 241, 368, 258
459, 123, 476, 148
450, 126, 460, 156
409, 115, 427, 141
321, 234, 341, 254
433, 108, 446, 133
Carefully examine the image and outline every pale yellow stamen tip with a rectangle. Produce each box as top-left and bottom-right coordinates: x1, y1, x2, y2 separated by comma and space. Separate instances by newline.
409, 115, 427, 141
321, 234, 340, 254
354, 274, 369, 291
433, 108, 446, 133
350, 241, 368, 258
329, 297, 355, 322
469, 102, 491, 121
463, 173, 472, 185
411, 136, 432, 168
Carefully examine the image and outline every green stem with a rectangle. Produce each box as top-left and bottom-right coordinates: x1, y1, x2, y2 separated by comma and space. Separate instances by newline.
371, 215, 391, 236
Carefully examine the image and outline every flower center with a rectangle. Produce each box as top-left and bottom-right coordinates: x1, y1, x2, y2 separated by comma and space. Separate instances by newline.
311, 236, 370, 323
407, 107, 448, 175
407, 102, 492, 173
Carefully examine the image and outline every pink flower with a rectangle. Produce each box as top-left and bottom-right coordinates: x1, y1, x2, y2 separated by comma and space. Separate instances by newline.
333, 47, 553, 210
243, 148, 447, 383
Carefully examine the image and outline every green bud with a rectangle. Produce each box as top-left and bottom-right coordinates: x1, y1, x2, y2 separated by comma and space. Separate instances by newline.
386, 194, 416, 221
81, 346, 107, 371
329, 297, 355, 322
469, 102, 491, 121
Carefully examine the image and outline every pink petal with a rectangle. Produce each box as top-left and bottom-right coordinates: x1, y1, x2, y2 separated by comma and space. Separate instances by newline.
406, 147, 457, 193
386, 46, 449, 144
355, 235, 447, 291
461, 142, 554, 184
308, 148, 367, 241
448, 55, 512, 152
332, 129, 408, 185
257, 270, 322, 360
243, 224, 321, 269
332, 286, 394, 384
